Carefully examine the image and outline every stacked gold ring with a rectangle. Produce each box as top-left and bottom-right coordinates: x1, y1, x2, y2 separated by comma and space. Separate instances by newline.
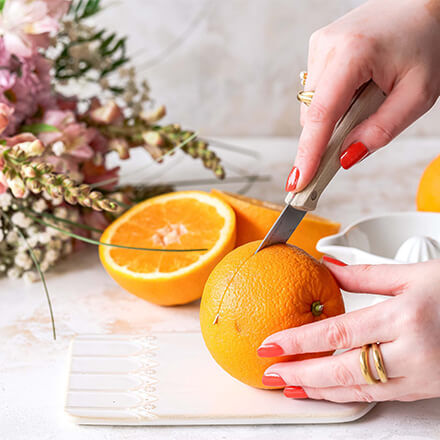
360, 343, 388, 384
297, 71, 314, 106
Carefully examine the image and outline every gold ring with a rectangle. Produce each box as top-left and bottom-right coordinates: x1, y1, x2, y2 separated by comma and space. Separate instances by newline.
371, 343, 388, 383
360, 344, 380, 385
297, 90, 314, 106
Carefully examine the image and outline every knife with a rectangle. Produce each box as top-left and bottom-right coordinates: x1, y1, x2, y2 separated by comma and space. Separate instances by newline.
255, 81, 386, 253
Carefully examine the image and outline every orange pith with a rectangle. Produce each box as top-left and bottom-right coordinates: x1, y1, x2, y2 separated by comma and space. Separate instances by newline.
99, 191, 236, 306
200, 241, 345, 389
211, 189, 340, 259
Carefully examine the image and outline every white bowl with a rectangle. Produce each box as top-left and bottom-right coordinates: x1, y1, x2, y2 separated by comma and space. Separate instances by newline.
317, 211, 440, 311
317, 211, 440, 265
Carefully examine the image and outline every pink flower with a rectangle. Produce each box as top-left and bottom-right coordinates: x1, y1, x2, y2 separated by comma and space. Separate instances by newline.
5, 132, 37, 146
0, 0, 70, 57
0, 171, 7, 194
39, 109, 94, 159
0, 40, 54, 134
0, 102, 13, 134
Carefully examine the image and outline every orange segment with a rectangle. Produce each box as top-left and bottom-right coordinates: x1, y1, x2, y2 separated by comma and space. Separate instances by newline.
99, 191, 236, 305
211, 189, 340, 259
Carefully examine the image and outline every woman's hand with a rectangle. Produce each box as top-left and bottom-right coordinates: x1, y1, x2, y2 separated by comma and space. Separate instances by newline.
287, 0, 440, 192
257, 258, 440, 402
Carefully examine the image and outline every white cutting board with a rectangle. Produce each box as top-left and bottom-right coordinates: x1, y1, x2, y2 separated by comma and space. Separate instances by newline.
65, 332, 375, 425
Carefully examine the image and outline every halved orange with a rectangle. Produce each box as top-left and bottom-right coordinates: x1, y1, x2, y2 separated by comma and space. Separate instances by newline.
211, 189, 340, 259
99, 191, 236, 305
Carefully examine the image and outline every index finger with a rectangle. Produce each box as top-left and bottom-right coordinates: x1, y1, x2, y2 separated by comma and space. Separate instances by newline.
293, 61, 368, 191
257, 299, 397, 356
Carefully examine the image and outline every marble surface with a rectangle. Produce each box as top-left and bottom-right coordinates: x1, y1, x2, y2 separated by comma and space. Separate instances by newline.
1, 136, 440, 439
94, 0, 440, 136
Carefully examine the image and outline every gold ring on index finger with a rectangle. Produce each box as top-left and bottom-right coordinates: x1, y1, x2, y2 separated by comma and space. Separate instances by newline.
297, 90, 314, 106
299, 71, 308, 86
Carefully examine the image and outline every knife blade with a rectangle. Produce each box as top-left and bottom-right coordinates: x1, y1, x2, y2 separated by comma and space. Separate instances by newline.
255, 80, 386, 254
255, 194, 305, 253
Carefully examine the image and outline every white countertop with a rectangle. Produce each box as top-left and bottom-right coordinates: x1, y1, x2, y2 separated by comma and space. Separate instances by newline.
1, 137, 440, 439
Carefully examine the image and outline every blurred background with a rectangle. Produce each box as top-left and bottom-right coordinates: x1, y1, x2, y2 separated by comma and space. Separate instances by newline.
98, 0, 440, 137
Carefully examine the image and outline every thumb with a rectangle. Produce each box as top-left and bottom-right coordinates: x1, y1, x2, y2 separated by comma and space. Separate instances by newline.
339, 74, 438, 170
323, 260, 412, 296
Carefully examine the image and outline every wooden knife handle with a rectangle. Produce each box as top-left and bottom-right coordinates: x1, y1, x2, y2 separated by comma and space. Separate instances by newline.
285, 80, 386, 211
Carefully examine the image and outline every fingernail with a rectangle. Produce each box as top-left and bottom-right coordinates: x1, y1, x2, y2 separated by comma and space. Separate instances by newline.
340, 142, 369, 170
257, 343, 284, 357
322, 255, 347, 266
284, 386, 308, 399
285, 167, 300, 192
262, 373, 286, 387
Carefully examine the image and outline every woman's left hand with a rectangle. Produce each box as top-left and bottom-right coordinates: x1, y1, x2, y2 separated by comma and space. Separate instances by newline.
257, 259, 440, 402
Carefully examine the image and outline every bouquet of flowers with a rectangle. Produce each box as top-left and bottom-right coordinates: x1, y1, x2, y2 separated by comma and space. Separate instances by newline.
0, 0, 225, 288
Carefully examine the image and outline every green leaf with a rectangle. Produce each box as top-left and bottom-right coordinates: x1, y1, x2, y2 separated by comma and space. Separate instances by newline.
0, 139, 6, 145
0, 0, 6, 13
21, 123, 59, 135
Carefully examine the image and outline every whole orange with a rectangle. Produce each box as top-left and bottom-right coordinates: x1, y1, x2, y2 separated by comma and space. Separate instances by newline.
200, 241, 345, 389
417, 155, 440, 212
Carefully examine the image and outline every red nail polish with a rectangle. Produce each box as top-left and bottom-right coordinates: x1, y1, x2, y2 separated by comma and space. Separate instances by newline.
284, 386, 308, 399
340, 142, 369, 170
262, 373, 286, 387
322, 255, 347, 266
285, 167, 300, 192
257, 343, 284, 357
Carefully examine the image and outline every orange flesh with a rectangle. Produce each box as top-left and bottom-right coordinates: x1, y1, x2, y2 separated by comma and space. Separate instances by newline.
108, 199, 225, 273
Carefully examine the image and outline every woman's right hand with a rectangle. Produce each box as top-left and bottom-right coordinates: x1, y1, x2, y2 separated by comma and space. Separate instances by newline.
286, 0, 440, 193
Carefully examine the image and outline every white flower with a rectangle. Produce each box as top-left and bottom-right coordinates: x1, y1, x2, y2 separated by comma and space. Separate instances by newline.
37, 231, 51, 244
0, 264, 6, 272
44, 249, 59, 264
54, 207, 68, 219
48, 239, 62, 251
32, 198, 48, 214
52, 197, 63, 206
52, 140, 65, 156
40, 261, 50, 272
11, 212, 32, 228
14, 252, 32, 270
7, 267, 22, 279
27, 235, 39, 248
6, 230, 18, 244
0, 229, 4, 242
23, 271, 39, 284
0, 192, 12, 210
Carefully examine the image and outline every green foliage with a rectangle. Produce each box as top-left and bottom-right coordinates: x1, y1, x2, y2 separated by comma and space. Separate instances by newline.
54, 0, 129, 81
71, 0, 101, 21
20, 123, 59, 135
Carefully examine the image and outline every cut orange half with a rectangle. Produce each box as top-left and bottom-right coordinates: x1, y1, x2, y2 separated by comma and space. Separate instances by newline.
99, 191, 236, 306
211, 189, 340, 259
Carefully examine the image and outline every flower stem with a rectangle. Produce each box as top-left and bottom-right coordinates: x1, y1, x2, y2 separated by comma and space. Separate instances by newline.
1, 212, 56, 340
25, 212, 208, 252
